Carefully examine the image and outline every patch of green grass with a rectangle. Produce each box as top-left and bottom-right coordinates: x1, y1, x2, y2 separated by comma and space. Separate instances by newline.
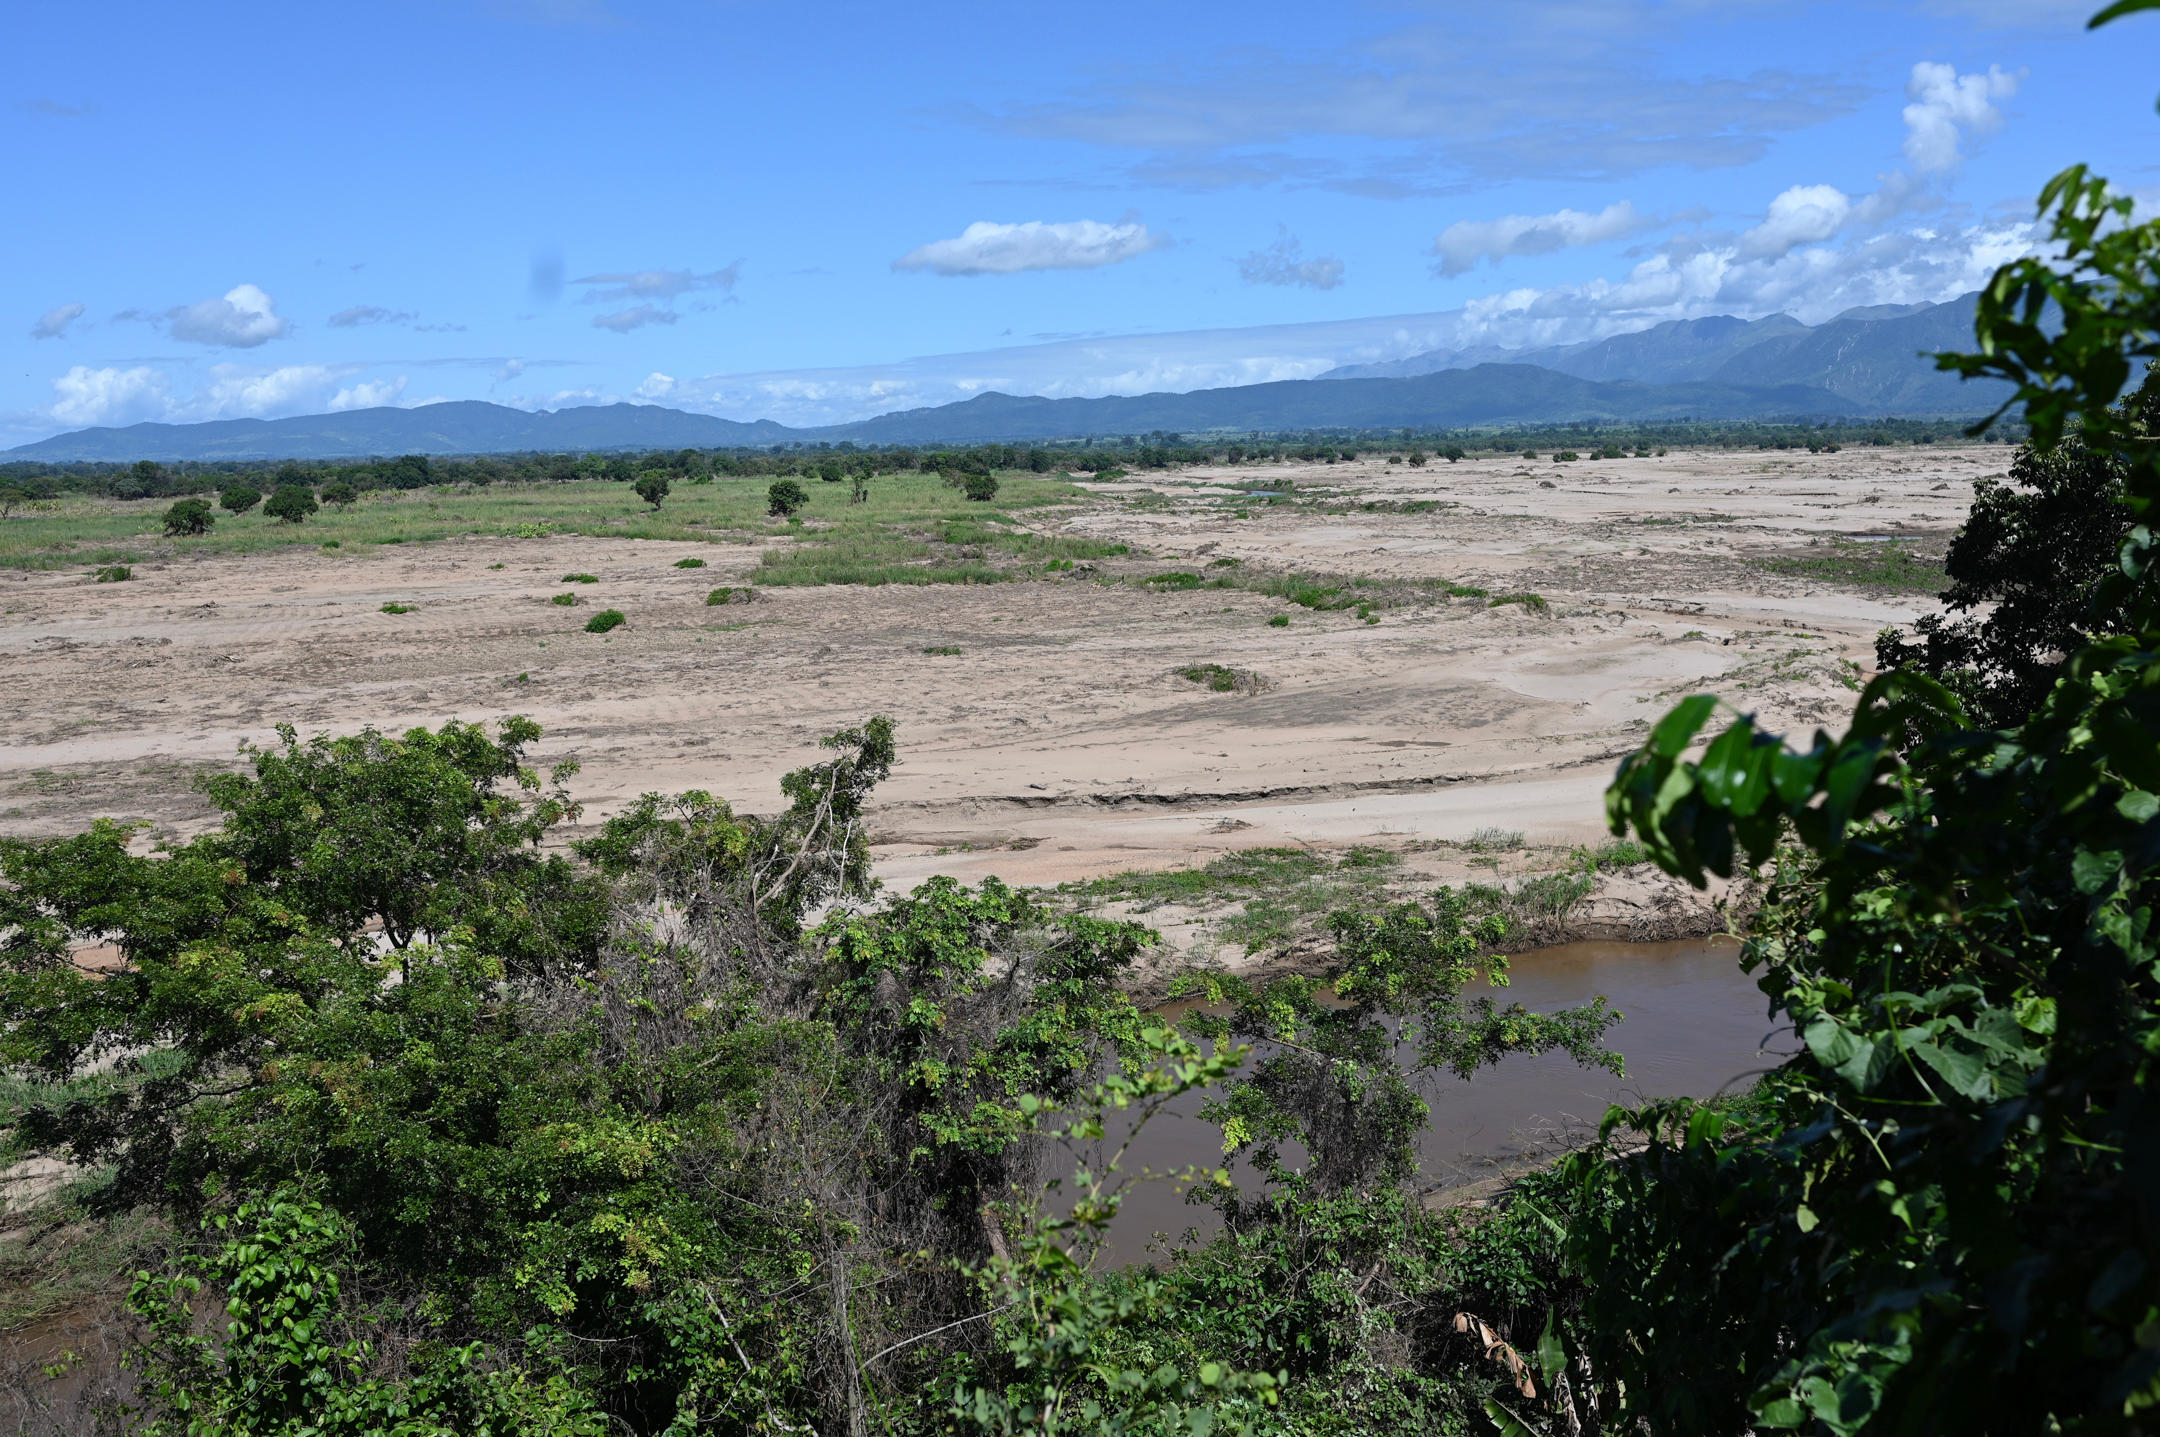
92, 564, 131, 583
1176, 663, 1242, 692
563, 572, 600, 583
1144, 571, 1209, 590
673, 557, 707, 568
584, 608, 626, 633
379, 602, 414, 614
550, 592, 580, 606
705, 586, 753, 605
1267, 613, 1290, 627
1572, 837, 1654, 872
922, 645, 962, 656
1758, 538, 1948, 593
1462, 826, 1526, 853
1062, 845, 1403, 953
1487, 591, 1548, 612
753, 474, 1111, 587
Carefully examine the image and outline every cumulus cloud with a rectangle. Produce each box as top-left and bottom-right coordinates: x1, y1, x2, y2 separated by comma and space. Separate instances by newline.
329, 377, 409, 410
893, 219, 1167, 276
572, 265, 740, 304
328, 304, 417, 327
1740, 184, 1856, 258
636, 372, 678, 399
593, 305, 679, 333
30, 302, 86, 339
1238, 232, 1345, 290
1433, 202, 1648, 277
167, 284, 289, 347
1903, 62, 2016, 173
50, 366, 173, 428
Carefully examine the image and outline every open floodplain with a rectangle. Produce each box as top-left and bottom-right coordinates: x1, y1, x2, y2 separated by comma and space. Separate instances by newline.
1, 445, 1982, 974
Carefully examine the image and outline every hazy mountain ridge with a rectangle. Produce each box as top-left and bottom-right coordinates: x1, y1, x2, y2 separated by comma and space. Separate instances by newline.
1321, 292, 2000, 415
7, 296, 2009, 461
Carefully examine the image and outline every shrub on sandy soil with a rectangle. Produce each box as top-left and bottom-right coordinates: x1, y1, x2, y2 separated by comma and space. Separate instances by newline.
379, 602, 413, 614
550, 593, 579, 606
673, 557, 706, 568
705, 586, 755, 606
584, 608, 626, 633
963, 473, 999, 502
562, 572, 599, 583
93, 564, 132, 583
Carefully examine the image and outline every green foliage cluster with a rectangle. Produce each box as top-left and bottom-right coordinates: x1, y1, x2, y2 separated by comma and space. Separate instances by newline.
161, 498, 214, 537
1760, 537, 1949, 594
582, 608, 626, 633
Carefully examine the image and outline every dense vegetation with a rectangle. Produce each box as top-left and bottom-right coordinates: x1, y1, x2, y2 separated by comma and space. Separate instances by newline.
0, 415, 2010, 503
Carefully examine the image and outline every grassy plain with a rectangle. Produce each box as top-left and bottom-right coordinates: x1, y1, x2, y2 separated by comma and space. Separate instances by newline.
0, 472, 1093, 573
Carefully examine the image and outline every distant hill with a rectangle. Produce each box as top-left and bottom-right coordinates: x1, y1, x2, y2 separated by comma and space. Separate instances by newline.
7, 296, 2011, 461
818, 364, 1868, 444
1320, 292, 2004, 415
6, 400, 795, 463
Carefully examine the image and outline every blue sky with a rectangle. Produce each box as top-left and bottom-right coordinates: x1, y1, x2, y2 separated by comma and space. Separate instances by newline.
5, 0, 2153, 443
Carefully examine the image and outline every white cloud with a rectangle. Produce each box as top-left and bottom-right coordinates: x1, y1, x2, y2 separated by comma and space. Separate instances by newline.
1238, 232, 1345, 290
329, 377, 409, 410
893, 219, 1167, 276
1433, 202, 1648, 277
30, 302, 86, 339
167, 283, 289, 347
636, 372, 678, 399
572, 265, 739, 303
593, 305, 678, 332
50, 366, 172, 427
1740, 184, 1855, 258
1903, 62, 2017, 173
197, 364, 350, 418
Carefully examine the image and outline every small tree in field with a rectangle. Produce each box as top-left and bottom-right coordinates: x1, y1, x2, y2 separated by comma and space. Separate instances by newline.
633, 471, 670, 510
767, 479, 807, 517
0, 484, 35, 517
264, 485, 320, 524
849, 472, 869, 504
221, 484, 262, 516
163, 498, 215, 537
321, 480, 359, 510
963, 473, 999, 502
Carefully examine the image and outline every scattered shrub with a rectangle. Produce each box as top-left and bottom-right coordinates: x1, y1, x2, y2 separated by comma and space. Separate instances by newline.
550, 593, 580, 606
379, 602, 413, 614
321, 480, 359, 509
634, 471, 671, 509
1144, 571, 1207, 590
162, 498, 215, 537
767, 479, 808, 517
921, 645, 962, 656
962, 473, 999, 502
263, 485, 320, 524
562, 573, 599, 583
584, 609, 626, 633
673, 557, 707, 569
219, 484, 262, 515
93, 564, 132, 583
706, 586, 755, 606
1175, 663, 1260, 693
1267, 614, 1290, 627
1554, 450, 1581, 463
1488, 591, 1549, 612
1463, 825, 1525, 852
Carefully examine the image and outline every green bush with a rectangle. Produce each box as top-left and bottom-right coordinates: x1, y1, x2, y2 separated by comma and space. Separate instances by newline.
1267, 614, 1289, 627
584, 608, 626, 633
263, 485, 320, 524
1488, 591, 1548, 612
921, 645, 961, 655
162, 498, 214, 537
550, 592, 579, 606
321, 480, 359, 509
673, 557, 706, 569
93, 564, 132, 582
219, 484, 262, 515
562, 572, 599, 583
379, 602, 413, 614
767, 479, 808, 517
962, 473, 999, 502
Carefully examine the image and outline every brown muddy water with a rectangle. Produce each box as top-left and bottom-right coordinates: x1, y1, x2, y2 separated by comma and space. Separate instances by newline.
1051, 937, 1789, 1261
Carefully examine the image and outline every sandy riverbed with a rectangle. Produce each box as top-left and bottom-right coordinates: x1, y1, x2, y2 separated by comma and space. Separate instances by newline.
0, 445, 1990, 926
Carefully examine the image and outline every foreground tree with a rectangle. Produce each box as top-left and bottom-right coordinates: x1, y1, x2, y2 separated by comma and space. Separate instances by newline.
1565, 95, 2160, 1435
219, 484, 261, 516
633, 469, 670, 509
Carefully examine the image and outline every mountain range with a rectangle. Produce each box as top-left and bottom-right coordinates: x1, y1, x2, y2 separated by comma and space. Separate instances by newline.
6, 294, 2006, 462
